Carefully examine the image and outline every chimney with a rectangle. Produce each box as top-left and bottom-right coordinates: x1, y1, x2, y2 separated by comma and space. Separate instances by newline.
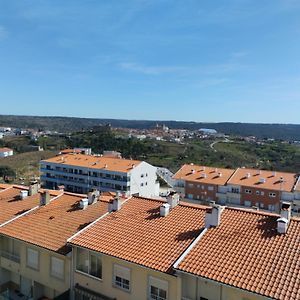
40, 190, 50, 206
160, 203, 170, 217
259, 178, 266, 184
57, 185, 65, 192
218, 172, 222, 177
112, 192, 122, 211
167, 191, 180, 209
20, 190, 29, 200
79, 198, 89, 210
277, 202, 291, 234
205, 205, 223, 228
246, 173, 251, 178
28, 182, 39, 196
88, 190, 100, 205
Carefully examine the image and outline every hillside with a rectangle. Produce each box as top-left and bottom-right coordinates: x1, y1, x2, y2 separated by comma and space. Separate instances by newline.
0, 115, 300, 141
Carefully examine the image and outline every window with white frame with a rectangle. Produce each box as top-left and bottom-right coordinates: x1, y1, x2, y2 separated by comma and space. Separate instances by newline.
231, 187, 239, 193
113, 264, 130, 291
51, 256, 64, 280
76, 248, 102, 279
149, 276, 168, 300
245, 189, 252, 194
269, 192, 276, 198
27, 248, 39, 270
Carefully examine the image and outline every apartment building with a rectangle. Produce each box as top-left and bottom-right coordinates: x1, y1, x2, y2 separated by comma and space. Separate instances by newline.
0, 187, 111, 299
173, 164, 299, 213
226, 168, 297, 212
173, 164, 235, 203
68, 194, 207, 300
40, 153, 159, 197
0, 147, 13, 158
175, 203, 300, 300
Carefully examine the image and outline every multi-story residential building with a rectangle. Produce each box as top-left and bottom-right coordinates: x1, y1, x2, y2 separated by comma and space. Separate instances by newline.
293, 176, 300, 214
40, 153, 159, 197
173, 164, 299, 214
226, 168, 297, 212
68, 194, 207, 300
173, 164, 235, 203
0, 187, 111, 299
0, 147, 13, 158
175, 202, 300, 300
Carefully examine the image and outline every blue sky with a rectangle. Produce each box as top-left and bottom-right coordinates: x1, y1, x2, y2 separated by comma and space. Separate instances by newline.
0, 0, 300, 123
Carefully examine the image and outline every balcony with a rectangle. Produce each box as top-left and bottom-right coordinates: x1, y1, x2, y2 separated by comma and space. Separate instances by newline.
0, 251, 20, 263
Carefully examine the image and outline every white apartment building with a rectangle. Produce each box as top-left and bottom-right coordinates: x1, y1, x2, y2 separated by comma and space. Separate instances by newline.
40, 153, 159, 197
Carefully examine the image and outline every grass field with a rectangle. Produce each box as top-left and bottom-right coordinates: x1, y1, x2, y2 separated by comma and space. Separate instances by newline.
0, 150, 57, 184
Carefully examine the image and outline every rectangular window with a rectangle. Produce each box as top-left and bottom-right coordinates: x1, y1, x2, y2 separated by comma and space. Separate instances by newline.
113, 265, 130, 291
244, 200, 251, 207
149, 276, 168, 300
269, 192, 276, 198
188, 183, 193, 188
51, 256, 64, 280
208, 186, 214, 191
268, 204, 275, 211
245, 189, 252, 194
231, 187, 239, 193
76, 248, 102, 279
27, 248, 39, 270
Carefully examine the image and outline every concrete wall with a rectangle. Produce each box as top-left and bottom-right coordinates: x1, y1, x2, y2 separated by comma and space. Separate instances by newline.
72, 247, 180, 300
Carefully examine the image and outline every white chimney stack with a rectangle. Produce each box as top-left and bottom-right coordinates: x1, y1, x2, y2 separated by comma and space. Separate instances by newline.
160, 203, 170, 217
167, 192, 180, 209
277, 202, 291, 234
112, 192, 122, 211
20, 190, 28, 199
205, 205, 223, 228
79, 198, 89, 210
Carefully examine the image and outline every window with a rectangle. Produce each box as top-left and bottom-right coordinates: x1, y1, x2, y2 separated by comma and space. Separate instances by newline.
149, 276, 168, 300
51, 257, 64, 280
261, 191, 264, 196
256, 191, 260, 195
76, 248, 102, 279
244, 200, 251, 207
141, 183, 144, 187
268, 204, 275, 211
113, 264, 130, 291
231, 187, 239, 193
245, 189, 252, 194
269, 192, 276, 198
188, 183, 193, 188
27, 248, 39, 270
208, 186, 214, 191
141, 174, 144, 178
145, 182, 148, 186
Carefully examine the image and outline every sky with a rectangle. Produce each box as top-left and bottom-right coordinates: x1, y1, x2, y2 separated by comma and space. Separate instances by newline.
0, 0, 300, 124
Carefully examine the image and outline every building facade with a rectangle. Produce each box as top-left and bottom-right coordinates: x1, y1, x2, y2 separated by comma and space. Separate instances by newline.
40, 153, 159, 197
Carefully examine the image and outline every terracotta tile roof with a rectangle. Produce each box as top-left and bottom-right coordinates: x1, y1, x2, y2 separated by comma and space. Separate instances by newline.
42, 153, 142, 173
0, 192, 110, 254
0, 183, 11, 190
69, 197, 206, 273
227, 168, 297, 192
173, 164, 235, 186
177, 208, 300, 300
0, 147, 13, 152
0, 185, 59, 225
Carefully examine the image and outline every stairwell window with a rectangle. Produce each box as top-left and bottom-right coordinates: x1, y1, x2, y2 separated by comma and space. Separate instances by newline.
113, 264, 131, 292
269, 192, 276, 198
245, 189, 252, 194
